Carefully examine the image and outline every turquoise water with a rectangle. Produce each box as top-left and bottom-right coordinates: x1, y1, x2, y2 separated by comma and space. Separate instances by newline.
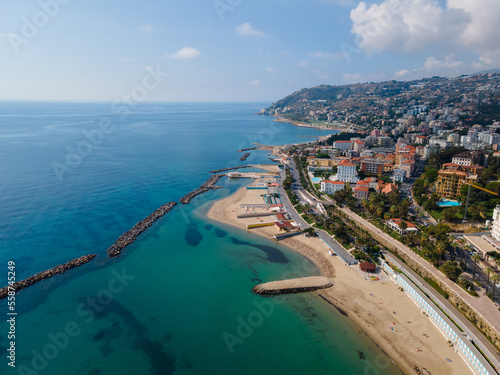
311, 177, 323, 183
0, 102, 402, 374
438, 199, 462, 207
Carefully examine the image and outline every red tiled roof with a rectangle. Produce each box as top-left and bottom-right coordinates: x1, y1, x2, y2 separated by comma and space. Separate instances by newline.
354, 186, 369, 192
339, 159, 356, 167
389, 218, 418, 228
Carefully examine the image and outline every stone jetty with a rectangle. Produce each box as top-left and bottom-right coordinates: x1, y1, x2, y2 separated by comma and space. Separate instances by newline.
209, 165, 251, 173
239, 153, 251, 161
252, 276, 332, 295
238, 147, 257, 152
0, 254, 96, 300
179, 175, 223, 204
107, 202, 177, 257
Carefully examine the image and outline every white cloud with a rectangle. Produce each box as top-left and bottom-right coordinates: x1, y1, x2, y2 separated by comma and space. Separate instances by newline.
235, 23, 266, 37
393, 54, 470, 80
267, 67, 275, 73
249, 80, 261, 86
310, 51, 343, 59
138, 24, 153, 32
297, 60, 310, 67
167, 47, 201, 59
349, 0, 500, 65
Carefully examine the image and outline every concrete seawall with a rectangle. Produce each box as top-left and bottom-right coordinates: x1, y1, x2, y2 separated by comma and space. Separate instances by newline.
0, 254, 96, 300
252, 276, 332, 295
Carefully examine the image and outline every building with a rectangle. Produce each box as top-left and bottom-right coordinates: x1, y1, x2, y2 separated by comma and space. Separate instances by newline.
308, 158, 336, 170
353, 185, 369, 201
491, 206, 500, 241
452, 152, 474, 166
386, 218, 419, 235
352, 140, 366, 153
337, 159, 359, 183
435, 164, 477, 199
333, 140, 352, 151
423, 144, 440, 160
360, 158, 385, 174
393, 169, 406, 183
320, 180, 345, 195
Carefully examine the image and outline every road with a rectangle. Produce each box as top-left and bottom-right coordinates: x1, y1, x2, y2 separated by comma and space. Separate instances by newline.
339, 206, 500, 341
384, 251, 500, 371
282, 153, 500, 364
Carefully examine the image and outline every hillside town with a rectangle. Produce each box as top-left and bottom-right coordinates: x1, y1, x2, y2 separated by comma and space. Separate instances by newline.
254, 73, 500, 373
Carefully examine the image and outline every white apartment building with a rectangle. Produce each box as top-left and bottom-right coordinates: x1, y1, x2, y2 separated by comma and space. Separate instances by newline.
336, 159, 359, 183
320, 180, 346, 194
491, 206, 500, 241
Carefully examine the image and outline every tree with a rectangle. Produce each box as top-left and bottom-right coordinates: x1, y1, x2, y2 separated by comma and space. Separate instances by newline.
485, 267, 494, 293
436, 242, 447, 267
400, 220, 408, 231
471, 254, 482, 281
440, 261, 463, 282
491, 274, 500, 301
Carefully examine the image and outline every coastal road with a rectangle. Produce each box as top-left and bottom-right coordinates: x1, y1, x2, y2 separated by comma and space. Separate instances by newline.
278, 169, 310, 229
339, 206, 500, 341
384, 251, 500, 371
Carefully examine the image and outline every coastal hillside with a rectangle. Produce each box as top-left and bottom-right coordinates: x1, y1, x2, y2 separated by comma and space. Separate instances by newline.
262, 74, 500, 127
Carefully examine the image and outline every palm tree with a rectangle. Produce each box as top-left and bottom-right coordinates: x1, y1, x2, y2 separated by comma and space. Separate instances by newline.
436, 242, 447, 267
491, 274, 500, 301
485, 267, 493, 293
471, 254, 482, 281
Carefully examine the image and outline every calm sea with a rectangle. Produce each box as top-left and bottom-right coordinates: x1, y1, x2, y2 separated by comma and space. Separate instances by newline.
0, 102, 402, 374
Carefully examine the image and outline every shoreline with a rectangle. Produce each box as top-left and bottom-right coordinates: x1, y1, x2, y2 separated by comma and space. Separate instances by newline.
270, 115, 353, 132
206, 180, 468, 375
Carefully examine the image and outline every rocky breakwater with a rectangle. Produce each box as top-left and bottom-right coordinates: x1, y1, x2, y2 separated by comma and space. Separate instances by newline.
252, 276, 332, 295
107, 202, 177, 257
209, 166, 251, 173
180, 175, 223, 204
239, 153, 251, 161
0, 254, 96, 300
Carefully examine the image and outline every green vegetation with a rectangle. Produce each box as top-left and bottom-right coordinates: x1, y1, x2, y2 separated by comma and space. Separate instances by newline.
424, 276, 450, 299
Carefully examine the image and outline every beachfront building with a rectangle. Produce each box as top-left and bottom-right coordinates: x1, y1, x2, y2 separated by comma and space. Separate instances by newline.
320, 180, 345, 195
386, 218, 419, 235
337, 159, 359, 183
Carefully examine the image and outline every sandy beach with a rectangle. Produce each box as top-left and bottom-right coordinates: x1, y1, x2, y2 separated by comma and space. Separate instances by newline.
272, 116, 352, 132
207, 181, 469, 375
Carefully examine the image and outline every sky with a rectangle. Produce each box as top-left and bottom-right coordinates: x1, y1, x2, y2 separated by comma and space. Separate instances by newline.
0, 0, 499, 102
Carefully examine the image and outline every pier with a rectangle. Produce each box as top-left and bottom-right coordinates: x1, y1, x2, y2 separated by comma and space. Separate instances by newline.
252, 276, 332, 295
0, 254, 96, 300
107, 202, 177, 257
180, 175, 223, 204
239, 152, 251, 161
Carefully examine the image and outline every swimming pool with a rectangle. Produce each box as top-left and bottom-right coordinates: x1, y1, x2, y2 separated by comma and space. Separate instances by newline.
311, 177, 323, 183
438, 199, 462, 207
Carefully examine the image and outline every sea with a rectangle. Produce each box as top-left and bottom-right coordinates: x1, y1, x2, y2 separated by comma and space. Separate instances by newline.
0, 102, 402, 375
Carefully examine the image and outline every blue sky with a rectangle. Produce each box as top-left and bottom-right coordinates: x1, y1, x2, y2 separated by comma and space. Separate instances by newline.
0, 0, 499, 101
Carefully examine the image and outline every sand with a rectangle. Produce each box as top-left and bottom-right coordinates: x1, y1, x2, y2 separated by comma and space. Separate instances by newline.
206, 186, 469, 375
